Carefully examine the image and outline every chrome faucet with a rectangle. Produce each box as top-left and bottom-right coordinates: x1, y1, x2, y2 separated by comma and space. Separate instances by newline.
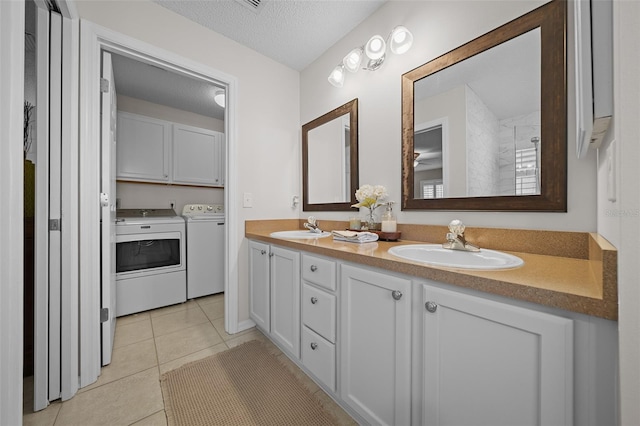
303, 216, 322, 233
442, 220, 480, 252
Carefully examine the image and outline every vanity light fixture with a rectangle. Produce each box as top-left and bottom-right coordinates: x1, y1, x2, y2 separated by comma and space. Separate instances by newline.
328, 25, 413, 87
328, 64, 346, 88
214, 89, 226, 108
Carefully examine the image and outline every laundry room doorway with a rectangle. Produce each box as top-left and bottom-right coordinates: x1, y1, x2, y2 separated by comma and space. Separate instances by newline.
79, 23, 240, 388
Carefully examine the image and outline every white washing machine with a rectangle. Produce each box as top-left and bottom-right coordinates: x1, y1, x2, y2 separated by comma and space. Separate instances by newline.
182, 204, 225, 299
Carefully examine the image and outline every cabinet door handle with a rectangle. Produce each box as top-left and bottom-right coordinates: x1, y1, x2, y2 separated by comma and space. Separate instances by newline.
425, 301, 438, 313
269, 252, 274, 257
310, 342, 318, 350
391, 290, 403, 301
310, 265, 318, 272
260, 249, 266, 255
310, 297, 318, 304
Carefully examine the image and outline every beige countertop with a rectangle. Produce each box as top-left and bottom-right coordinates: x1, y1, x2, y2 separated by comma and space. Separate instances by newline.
246, 219, 618, 321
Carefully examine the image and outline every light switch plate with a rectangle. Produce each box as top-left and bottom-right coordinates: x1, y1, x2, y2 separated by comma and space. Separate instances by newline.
606, 139, 616, 202
243, 192, 253, 208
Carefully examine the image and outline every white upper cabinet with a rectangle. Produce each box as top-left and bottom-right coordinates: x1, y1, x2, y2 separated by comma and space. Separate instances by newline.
421, 285, 574, 426
116, 112, 170, 182
116, 112, 224, 187
172, 123, 224, 186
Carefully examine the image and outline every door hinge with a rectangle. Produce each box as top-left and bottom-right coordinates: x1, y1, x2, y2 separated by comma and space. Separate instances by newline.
49, 219, 61, 231
100, 78, 109, 93
100, 308, 109, 323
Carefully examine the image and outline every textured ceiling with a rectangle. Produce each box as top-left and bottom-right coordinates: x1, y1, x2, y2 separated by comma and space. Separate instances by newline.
111, 53, 225, 120
152, 0, 387, 71
112, 0, 386, 120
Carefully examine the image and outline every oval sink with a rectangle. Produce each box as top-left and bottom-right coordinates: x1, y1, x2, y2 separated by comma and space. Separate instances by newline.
388, 244, 523, 270
270, 230, 331, 239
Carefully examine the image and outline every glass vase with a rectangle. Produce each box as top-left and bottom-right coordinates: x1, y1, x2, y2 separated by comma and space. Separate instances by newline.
364, 206, 379, 231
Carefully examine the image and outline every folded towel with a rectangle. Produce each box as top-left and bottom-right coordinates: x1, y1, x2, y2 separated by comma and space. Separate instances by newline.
331, 230, 379, 243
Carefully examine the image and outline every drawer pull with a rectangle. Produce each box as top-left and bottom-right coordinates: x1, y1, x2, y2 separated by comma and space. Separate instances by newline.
310, 297, 318, 304
310, 265, 318, 272
425, 301, 438, 313
260, 249, 266, 255
391, 290, 403, 301
310, 342, 318, 350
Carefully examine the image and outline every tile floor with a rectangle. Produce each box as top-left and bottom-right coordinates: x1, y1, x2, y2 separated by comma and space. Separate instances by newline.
22, 294, 355, 426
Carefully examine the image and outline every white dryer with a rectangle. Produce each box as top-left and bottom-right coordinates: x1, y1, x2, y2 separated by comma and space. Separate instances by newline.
182, 204, 225, 299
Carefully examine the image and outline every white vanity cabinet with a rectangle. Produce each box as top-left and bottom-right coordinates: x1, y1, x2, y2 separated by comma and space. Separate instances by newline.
420, 284, 574, 426
340, 264, 412, 426
116, 111, 225, 187
116, 111, 171, 182
172, 123, 224, 186
300, 254, 337, 391
248, 241, 300, 358
246, 238, 616, 425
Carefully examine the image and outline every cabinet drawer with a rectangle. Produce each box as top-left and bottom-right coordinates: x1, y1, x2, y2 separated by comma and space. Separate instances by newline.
302, 283, 336, 343
302, 326, 336, 392
302, 254, 336, 291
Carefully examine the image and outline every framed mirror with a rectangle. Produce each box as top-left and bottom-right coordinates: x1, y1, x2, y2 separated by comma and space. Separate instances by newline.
401, 0, 566, 211
303, 99, 359, 211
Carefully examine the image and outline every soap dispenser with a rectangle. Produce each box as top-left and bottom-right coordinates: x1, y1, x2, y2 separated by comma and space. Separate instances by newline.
381, 202, 397, 233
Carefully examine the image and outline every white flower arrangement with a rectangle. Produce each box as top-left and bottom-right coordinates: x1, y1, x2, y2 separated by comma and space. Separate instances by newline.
352, 184, 388, 210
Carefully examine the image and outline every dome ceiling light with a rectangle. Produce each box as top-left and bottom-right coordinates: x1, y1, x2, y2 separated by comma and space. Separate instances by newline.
214, 89, 226, 108
328, 25, 413, 87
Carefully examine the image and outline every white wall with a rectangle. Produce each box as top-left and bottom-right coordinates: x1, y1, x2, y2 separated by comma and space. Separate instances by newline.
75, 0, 300, 322
301, 0, 596, 232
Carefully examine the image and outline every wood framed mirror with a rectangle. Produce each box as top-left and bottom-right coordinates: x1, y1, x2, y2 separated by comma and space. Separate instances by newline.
302, 99, 359, 211
401, 0, 566, 211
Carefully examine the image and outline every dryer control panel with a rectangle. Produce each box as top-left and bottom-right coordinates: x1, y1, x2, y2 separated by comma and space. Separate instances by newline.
181, 204, 224, 218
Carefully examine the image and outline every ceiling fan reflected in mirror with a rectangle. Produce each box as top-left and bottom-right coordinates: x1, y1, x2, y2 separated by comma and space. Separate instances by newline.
413, 151, 443, 170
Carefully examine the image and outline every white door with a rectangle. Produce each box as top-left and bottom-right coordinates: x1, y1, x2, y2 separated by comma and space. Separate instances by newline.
248, 240, 270, 331
47, 11, 63, 401
270, 246, 300, 358
33, 3, 51, 411
422, 285, 573, 426
100, 51, 117, 365
340, 265, 412, 426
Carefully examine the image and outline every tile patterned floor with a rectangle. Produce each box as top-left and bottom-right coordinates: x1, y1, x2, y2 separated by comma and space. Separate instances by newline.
23, 294, 355, 426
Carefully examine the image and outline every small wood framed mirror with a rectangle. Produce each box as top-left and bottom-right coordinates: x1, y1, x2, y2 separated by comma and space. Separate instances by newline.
302, 99, 359, 211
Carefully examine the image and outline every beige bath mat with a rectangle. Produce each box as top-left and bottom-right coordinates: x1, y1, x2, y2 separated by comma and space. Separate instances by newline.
160, 340, 341, 426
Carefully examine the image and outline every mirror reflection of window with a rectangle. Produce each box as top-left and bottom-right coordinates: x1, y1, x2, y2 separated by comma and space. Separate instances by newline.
420, 179, 444, 199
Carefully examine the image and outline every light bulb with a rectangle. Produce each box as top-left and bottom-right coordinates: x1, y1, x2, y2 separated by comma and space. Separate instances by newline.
365, 35, 386, 60
214, 90, 225, 108
328, 64, 345, 87
389, 26, 413, 54
343, 47, 363, 73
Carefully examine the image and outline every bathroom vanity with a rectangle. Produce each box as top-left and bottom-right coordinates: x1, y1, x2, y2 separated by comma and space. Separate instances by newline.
246, 219, 618, 426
